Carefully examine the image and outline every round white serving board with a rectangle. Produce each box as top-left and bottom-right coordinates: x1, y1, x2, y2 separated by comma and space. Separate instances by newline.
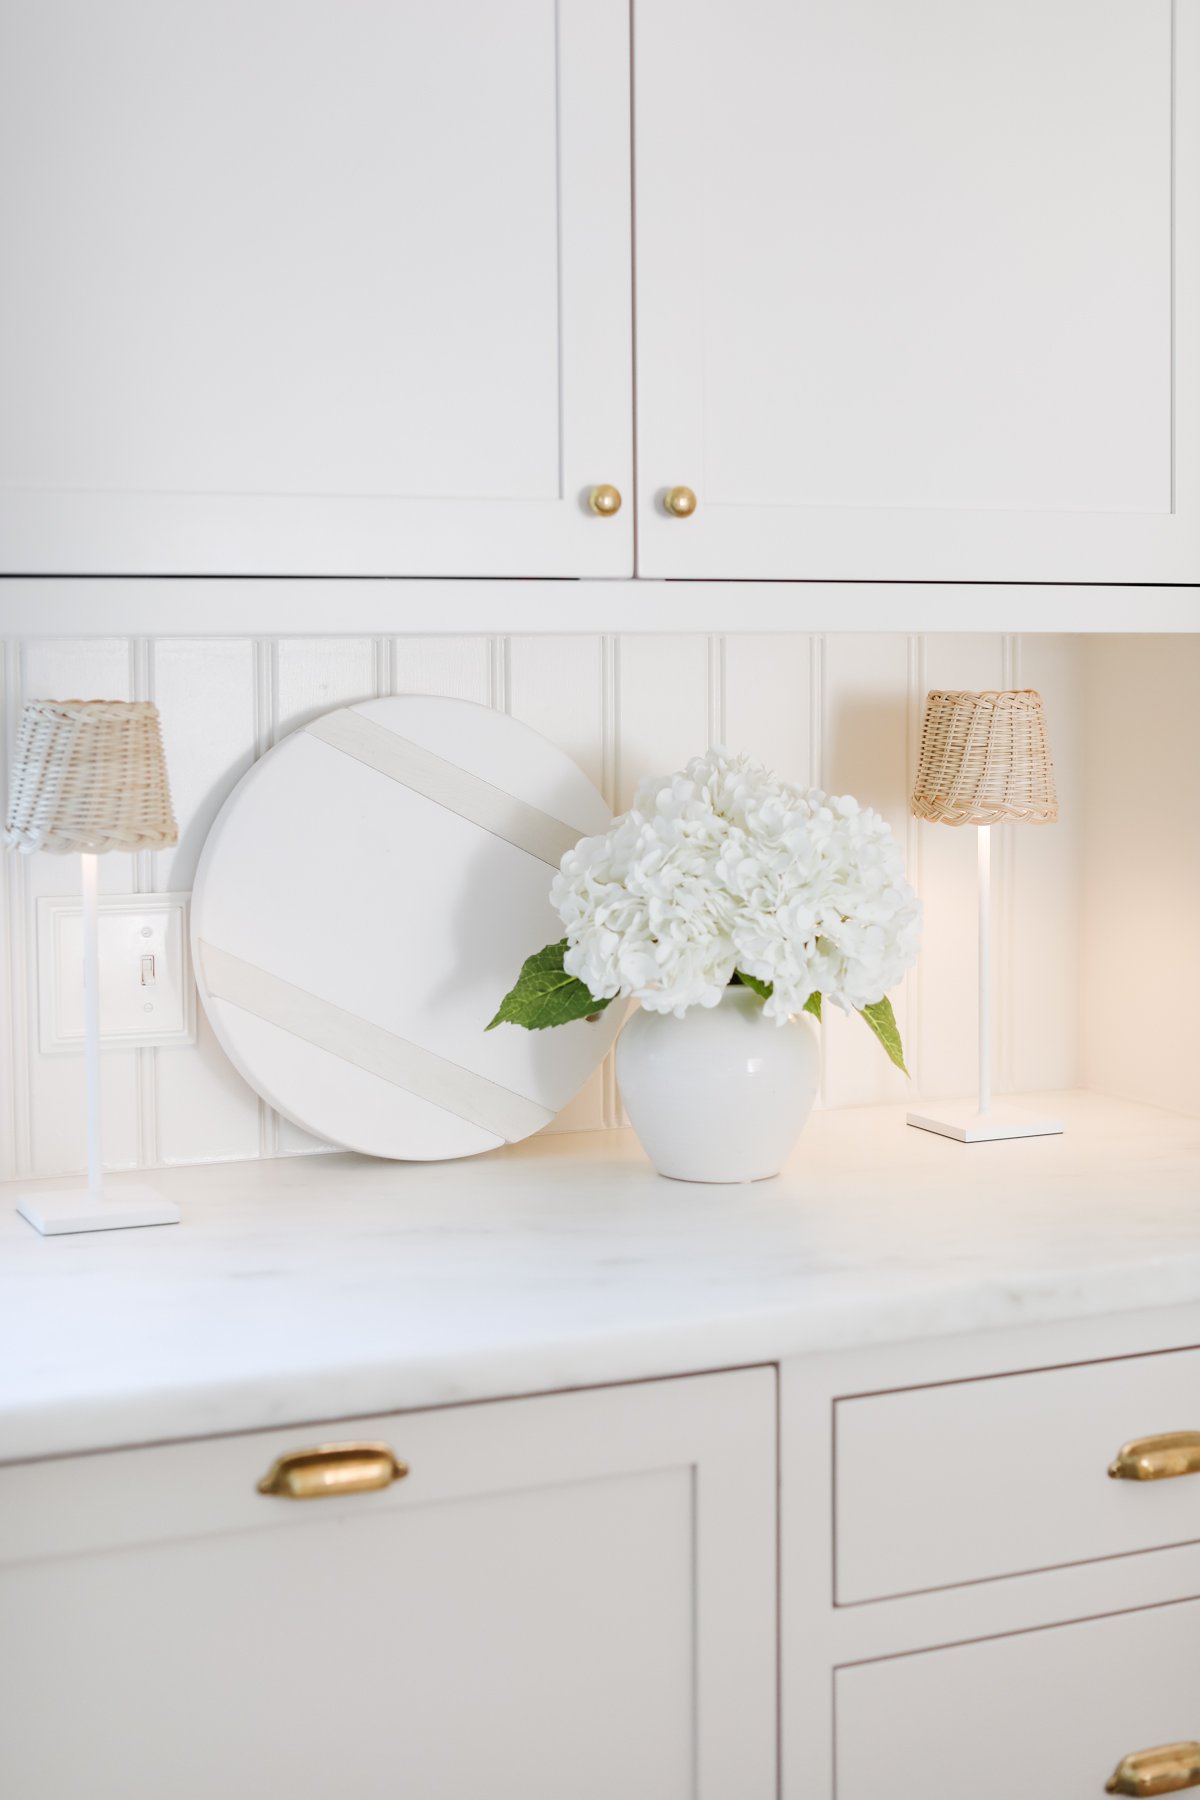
191, 696, 619, 1160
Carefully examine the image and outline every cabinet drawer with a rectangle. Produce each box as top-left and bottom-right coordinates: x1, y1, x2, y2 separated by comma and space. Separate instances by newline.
836, 1596, 1200, 1800
0, 1372, 775, 1800
835, 1348, 1200, 1603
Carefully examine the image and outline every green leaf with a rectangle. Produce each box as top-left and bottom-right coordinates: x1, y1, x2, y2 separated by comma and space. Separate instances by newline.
487, 940, 612, 1032
803, 991, 822, 1021
859, 995, 907, 1074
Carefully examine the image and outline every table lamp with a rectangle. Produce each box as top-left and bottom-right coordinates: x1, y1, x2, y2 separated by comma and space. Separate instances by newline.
5, 699, 182, 1233
907, 688, 1062, 1144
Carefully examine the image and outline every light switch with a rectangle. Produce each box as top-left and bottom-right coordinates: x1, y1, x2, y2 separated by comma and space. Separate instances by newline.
36, 892, 196, 1053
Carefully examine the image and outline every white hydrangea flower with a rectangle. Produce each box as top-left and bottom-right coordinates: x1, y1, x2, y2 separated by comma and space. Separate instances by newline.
550, 747, 921, 1022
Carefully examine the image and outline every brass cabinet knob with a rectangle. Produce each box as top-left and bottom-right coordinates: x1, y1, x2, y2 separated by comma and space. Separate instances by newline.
1107, 1743, 1200, 1795
663, 485, 698, 518
257, 1441, 409, 1500
588, 484, 622, 516
1108, 1432, 1200, 1481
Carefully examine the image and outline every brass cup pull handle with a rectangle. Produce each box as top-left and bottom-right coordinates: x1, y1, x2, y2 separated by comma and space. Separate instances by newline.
663, 485, 697, 518
257, 1441, 409, 1500
588, 484, 622, 516
1107, 1742, 1200, 1795
1108, 1433, 1200, 1481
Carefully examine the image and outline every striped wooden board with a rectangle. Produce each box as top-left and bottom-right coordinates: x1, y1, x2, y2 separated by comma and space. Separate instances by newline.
191, 696, 621, 1161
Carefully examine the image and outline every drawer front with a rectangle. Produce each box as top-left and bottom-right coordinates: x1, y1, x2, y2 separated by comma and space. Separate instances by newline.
836, 1596, 1200, 1800
0, 1372, 775, 1800
836, 1347, 1200, 1603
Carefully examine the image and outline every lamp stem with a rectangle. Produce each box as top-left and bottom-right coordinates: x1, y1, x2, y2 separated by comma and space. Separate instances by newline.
978, 824, 991, 1118
81, 852, 104, 1202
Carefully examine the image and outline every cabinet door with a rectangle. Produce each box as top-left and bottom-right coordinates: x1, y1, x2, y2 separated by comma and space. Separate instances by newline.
837, 1596, 1200, 1800
0, 1371, 775, 1800
0, 1, 632, 576
635, 0, 1200, 583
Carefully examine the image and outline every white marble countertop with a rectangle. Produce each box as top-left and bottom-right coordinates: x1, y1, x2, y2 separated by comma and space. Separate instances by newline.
2, 1090, 1198, 1464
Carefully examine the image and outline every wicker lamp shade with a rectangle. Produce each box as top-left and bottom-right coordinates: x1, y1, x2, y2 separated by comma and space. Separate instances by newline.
910, 689, 1058, 828
5, 699, 178, 855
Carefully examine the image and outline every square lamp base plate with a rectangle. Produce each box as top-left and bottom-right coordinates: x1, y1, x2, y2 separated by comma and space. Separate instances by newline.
15, 1187, 181, 1237
906, 1105, 1064, 1144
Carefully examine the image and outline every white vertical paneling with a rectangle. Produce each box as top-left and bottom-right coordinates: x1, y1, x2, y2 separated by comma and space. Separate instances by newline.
391, 636, 493, 704
822, 634, 913, 1108
20, 639, 141, 1176
152, 639, 261, 1166
616, 636, 710, 809
1081, 637, 1200, 1117
152, 641, 257, 892
823, 636, 910, 830
0, 626, 1115, 1174
509, 636, 605, 789
809, 636, 826, 792
914, 635, 1006, 1103
274, 638, 377, 738
509, 635, 608, 1132
723, 636, 812, 783
1009, 635, 1082, 1093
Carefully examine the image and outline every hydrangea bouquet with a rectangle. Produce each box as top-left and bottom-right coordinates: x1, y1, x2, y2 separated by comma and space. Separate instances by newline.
489, 747, 921, 1070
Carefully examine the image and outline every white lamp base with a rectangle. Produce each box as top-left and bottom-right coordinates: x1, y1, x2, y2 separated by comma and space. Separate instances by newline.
16, 1187, 181, 1237
907, 1105, 1064, 1144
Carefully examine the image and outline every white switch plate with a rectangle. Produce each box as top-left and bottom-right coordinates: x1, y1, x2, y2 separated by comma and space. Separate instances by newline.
37, 892, 196, 1053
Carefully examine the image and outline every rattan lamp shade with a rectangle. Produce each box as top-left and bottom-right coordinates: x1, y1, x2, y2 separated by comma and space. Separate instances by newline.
910, 689, 1058, 828
5, 699, 178, 855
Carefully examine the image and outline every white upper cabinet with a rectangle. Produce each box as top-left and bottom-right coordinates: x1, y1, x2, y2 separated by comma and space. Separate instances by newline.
4, 1, 1195, 588
0, 1, 633, 576
634, 0, 1200, 583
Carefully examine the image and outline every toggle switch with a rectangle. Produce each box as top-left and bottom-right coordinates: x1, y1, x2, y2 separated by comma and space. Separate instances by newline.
37, 893, 196, 1052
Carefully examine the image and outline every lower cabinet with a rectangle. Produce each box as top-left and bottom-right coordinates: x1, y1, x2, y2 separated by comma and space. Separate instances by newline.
837, 1597, 1200, 1800
0, 1371, 776, 1800
12, 1329, 1200, 1798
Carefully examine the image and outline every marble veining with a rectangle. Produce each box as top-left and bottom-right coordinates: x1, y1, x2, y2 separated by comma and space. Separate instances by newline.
2, 1091, 1198, 1463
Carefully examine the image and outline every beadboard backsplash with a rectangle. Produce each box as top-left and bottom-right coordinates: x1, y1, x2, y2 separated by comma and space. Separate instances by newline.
0, 631, 1084, 1179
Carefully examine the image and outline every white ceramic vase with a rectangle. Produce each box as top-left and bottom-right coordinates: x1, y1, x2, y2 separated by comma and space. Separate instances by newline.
615, 985, 821, 1183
